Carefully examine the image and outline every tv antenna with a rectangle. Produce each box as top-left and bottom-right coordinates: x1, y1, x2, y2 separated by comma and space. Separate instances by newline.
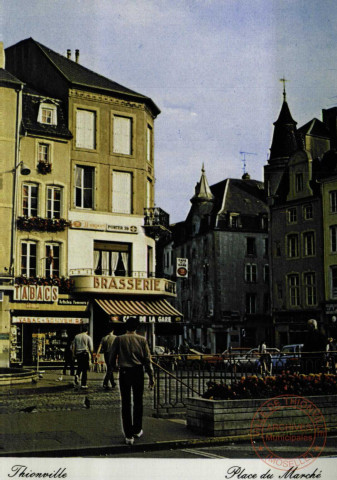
240, 151, 257, 174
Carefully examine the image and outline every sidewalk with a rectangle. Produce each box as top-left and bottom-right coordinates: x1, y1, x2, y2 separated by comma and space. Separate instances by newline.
0, 370, 242, 457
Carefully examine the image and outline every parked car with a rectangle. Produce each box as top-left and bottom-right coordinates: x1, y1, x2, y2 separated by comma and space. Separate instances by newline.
246, 347, 280, 373
273, 344, 303, 372
176, 348, 224, 369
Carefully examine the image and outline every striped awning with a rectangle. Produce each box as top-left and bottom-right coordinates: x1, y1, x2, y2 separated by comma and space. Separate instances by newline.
95, 298, 183, 323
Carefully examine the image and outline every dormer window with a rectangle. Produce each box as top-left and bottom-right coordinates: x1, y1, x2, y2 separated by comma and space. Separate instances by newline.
230, 213, 240, 228
38, 102, 57, 125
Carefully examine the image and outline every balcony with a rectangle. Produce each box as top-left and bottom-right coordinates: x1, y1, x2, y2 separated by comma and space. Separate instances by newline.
69, 269, 177, 297
144, 207, 170, 240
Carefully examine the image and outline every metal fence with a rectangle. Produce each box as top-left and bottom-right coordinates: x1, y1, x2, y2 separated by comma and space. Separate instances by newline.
152, 352, 335, 417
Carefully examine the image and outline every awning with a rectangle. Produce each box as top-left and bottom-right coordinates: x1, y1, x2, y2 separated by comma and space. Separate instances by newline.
95, 298, 183, 323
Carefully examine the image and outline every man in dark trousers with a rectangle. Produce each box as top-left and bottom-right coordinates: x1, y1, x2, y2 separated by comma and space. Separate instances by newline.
109, 316, 154, 445
303, 319, 327, 373
72, 325, 93, 389
96, 327, 116, 389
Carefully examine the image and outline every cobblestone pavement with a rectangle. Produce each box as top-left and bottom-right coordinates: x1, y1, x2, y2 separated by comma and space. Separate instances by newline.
0, 376, 155, 415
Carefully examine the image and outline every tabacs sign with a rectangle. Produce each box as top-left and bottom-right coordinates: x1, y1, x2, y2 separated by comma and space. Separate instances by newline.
176, 258, 188, 278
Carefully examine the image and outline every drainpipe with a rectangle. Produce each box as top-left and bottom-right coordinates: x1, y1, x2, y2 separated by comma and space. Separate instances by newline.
10, 84, 23, 277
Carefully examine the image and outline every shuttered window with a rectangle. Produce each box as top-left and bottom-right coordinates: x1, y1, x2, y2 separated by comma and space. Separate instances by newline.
112, 171, 132, 213
113, 116, 132, 155
76, 110, 96, 149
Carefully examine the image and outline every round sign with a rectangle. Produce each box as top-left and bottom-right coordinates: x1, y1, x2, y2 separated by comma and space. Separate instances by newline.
177, 267, 187, 276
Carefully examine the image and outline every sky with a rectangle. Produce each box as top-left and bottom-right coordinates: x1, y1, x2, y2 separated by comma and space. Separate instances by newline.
2, 0, 337, 223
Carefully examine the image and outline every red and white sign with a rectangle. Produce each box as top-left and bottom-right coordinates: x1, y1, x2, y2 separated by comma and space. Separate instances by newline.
14, 284, 59, 303
176, 258, 188, 278
12, 317, 89, 324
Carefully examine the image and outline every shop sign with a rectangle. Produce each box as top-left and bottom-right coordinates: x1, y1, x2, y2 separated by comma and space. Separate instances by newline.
111, 315, 179, 323
92, 276, 176, 295
107, 225, 138, 234
325, 303, 337, 314
14, 284, 58, 303
12, 316, 89, 324
176, 258, 188, 278
58, 299, 88, 306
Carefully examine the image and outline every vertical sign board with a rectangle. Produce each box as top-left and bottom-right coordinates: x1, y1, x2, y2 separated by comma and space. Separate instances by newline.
176, 258, 188, 278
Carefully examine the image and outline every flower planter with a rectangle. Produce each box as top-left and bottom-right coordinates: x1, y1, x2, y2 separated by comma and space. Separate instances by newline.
186, 395, 337, 437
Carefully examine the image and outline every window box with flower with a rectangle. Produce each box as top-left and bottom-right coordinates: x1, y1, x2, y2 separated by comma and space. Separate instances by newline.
37, 161, 52, 174
17, 216, 70, 232
15, 275, 74, 294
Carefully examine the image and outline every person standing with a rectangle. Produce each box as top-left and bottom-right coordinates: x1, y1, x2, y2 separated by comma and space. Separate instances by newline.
72, 325, 93, 389
258, 340, 271, 375
109, 316, 154, 445
303, 319, 327, 373
97, 327, 116, 389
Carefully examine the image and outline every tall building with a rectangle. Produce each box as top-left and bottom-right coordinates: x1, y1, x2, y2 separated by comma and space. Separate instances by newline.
0, 38, 181, 368
164, 166, 270, 352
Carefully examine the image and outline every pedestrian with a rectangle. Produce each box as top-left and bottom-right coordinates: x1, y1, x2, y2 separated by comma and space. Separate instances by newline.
72, 325, 94, 389
258, 340, 271, 375
326, 337, 337, 374
63, 336, 75, 376
303, 319, 327, 373
109, 316, 155, 445
96, 327, 117, 390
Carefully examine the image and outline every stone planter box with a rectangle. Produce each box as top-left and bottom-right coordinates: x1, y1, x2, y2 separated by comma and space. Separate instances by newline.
186, 395, 337, 437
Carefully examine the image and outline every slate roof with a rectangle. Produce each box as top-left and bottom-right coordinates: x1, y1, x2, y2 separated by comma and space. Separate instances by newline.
0, 68, 23, 86
269, 100, 299, 162
9, 38, 160, 116
297, 118, 331, 139
21, 90, 72, 139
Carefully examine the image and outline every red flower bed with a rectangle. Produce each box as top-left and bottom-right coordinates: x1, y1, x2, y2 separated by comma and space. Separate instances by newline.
202, 373, 337, 400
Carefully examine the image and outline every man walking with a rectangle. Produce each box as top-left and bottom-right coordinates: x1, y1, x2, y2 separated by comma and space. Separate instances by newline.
72, 325, 93, 389
109, 316, 154, 445
97, 327, 116, 389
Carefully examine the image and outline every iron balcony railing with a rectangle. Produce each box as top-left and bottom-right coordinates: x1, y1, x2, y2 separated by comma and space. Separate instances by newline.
144, 207, 170, 229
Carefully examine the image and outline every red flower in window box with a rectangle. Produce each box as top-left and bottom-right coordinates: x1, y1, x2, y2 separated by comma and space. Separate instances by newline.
37, 161, 52, 174
17, 216, 70, 232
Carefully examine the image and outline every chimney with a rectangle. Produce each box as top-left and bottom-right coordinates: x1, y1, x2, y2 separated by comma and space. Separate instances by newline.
75, 49, 80, 63
0, 42, 5, 69
67, 49, 71, 60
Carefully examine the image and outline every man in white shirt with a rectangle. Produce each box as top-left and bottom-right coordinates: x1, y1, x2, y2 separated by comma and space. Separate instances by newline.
72, 325, 93, 389
97, 327, 116, 389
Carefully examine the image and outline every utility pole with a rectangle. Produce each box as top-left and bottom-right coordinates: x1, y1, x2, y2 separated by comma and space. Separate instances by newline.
240, 151, 257, 175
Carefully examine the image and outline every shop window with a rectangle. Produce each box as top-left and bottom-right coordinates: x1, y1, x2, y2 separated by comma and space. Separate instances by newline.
113, 115, 132, 155
112, 171, 132, 213
94, 241, 131, 276
21, 241, 37, 277
76, 109, 96, 149
45, 243, 60, 278
47, 186, 62, 219
75, 165, 94, 209
22, 183, 38, 217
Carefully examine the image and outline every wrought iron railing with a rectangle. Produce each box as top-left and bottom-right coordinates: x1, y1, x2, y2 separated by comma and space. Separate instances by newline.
144, 207, 170, 229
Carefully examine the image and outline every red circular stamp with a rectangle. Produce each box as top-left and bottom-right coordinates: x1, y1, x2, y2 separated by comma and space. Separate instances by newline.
250, 395, 327, 471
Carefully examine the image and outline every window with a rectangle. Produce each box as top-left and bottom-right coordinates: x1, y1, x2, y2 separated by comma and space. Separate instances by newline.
246, 293, 256, 314
21, 241, 37, 277
263, 294, 270, 313
295, 173, 303, 192
287, 234, 299, 258
288, 274, 300, 307
330, 266, 337, 298
75, 166, 94, 209
22, 183, 38, 217
275, 241, 281, 257
38, 103, 57, 125
146, 178, 152, 209
230, 214, 239, 228
303, 232, 315, 256
38, 143, 50, 163
112, 171, 132, 214
304, 272, 316, 306
45, 243, 60, 278
245, 264, 257, 283
304, 204, 313, 220
288, 208, 297, 223
264, 265, 269, 284
261, 215, 268, 229
246, 237, 256, 255
113, 115, 132, 155
276, 282, 283, 300
76, 109, 96, 149
264, 238, 269, 256
147, 246, 153, 277
147, 125, 152, 162
47, 186, 61, 219
94, 242, 131, 276
330, 191, 337, 213
330, 226, 337, 253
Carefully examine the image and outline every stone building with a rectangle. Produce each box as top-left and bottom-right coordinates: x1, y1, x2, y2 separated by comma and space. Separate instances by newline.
0, 38, 181, 368
164, 166, 270, 353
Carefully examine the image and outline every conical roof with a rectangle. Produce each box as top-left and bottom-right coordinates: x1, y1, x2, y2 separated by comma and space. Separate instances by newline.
269, 100, 298, 162
190, 164, 214, 204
